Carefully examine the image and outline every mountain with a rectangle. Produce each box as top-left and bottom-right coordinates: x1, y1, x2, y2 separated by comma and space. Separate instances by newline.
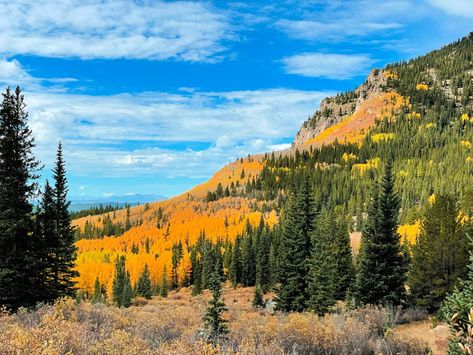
72, 33, 473, 293
69, 194, 165, 212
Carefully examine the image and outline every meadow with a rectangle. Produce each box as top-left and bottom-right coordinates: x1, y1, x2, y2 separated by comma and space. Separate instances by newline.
0, 286, 448, 354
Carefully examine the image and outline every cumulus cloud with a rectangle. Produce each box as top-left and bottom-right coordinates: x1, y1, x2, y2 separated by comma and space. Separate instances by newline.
282, 53, 373, 79
0, 0, 230, 62
22, 85, 327, 179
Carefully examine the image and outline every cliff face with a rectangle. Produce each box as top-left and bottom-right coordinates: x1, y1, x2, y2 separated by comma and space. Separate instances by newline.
293, 69, 388, 146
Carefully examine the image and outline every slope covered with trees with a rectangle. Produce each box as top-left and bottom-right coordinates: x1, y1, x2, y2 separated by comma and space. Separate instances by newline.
71, 35, 473, 330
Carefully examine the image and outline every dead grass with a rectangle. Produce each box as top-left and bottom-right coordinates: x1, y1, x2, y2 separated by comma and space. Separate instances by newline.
395, 320, 450, 355
0, 285, 441, 354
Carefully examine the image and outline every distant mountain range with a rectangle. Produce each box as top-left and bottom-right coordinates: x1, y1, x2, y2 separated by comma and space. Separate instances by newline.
69, 193, 165, 212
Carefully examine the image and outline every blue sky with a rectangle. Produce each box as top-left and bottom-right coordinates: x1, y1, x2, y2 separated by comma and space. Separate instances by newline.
0, 0, 472, 199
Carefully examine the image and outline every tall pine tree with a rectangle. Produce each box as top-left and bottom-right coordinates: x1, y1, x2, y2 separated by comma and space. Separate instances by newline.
355, 160, 407, 306
52, 142, 78, 298
276, 178, 316, 312
0, 87, 41, 310
307, 210, 337, 315
409, 194, 468, 311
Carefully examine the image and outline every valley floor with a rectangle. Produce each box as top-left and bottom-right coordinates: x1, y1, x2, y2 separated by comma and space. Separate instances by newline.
0, 286, 449, 354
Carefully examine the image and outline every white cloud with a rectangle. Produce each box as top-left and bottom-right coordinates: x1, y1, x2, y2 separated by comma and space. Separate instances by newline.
0, 0, 230, 62
276, 19, 403, 42
275, 0, 412, 42
427, 0, 473, 18
282, 53, 373, 79
20, 85, 328, 179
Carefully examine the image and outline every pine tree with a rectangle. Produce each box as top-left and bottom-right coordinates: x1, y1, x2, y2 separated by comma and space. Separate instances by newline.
124, 205, 131, 231
36, 181, 57, 302
160, 266, 168, 297
241, 233, 256, 286
252, 285, 265, 308
307, 210, 337, 315
190, 247, 203, 295
276, 179, 316, 312
121, 271, 133, 308
355, 161, 407, 306
171, 241, 183, 289
256, 226, 271, 292
135, 263, 153, 299
333, 219, 355, 300
112, 256, 127, 307
409, 194, 468, 311
229, 236, 242, 287
91, 277, 103, 304
203, 261, 228, 346
52, 142, 78, 298
0, 87, 41, 310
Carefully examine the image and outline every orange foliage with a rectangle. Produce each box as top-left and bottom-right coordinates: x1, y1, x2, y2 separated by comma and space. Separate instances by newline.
303, 92, 408, 148
74, 196, 277, 294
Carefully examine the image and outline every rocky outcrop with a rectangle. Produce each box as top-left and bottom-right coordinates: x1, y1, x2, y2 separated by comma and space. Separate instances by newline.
293, 68, 388, 146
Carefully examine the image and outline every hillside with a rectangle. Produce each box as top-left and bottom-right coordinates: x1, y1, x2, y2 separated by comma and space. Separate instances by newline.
72, 33, 473, 295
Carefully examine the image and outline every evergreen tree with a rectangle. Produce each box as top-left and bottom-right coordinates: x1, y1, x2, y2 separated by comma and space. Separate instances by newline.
252, 284, 265, 308
190, 247, 203, 295
355, 161, 407, 306
52, 142, 78, 297
160, 266, 168, 297
333, 219, 355, 300
124, 205, 131, 231
229, 236, 242, 287
0, 87, 41, 310
241, 233, 256, 286
256, 226, 271, 292
135, 263, 153, 299
409, 194, 469, 311
91, 277, 103, 304
36, 181, 57, 302
276, 179, 316, 312
307, 210, 337, 315
201, 238, 215, 289
203, 260, 228, 346
112, 256, 127, 307
171, 241, 183, 289
121, 271, 133, 308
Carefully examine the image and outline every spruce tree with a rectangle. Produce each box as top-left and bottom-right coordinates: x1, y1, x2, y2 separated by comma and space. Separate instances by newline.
112, 256, 127, 307
0, 87, 41, 310
121, 271, 133, 308
52, 142, 78, 297
36, 181, 57, 302
241, 233, 256, 286
171, 242, 183, 289
135, 263, 153, 299
229, 236, 242, 287
256, 226, 271, 292
252, 285, 265, 308
409, 194, 468, 311
276, 179, 316, 312
307, 210, 337, 315
160, 266, 168, 297
190, 247, 203, 295
333, 219, 355, 300
355, 161, 407, 306
203, 261, 228, 346
91, 277, 103, 304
